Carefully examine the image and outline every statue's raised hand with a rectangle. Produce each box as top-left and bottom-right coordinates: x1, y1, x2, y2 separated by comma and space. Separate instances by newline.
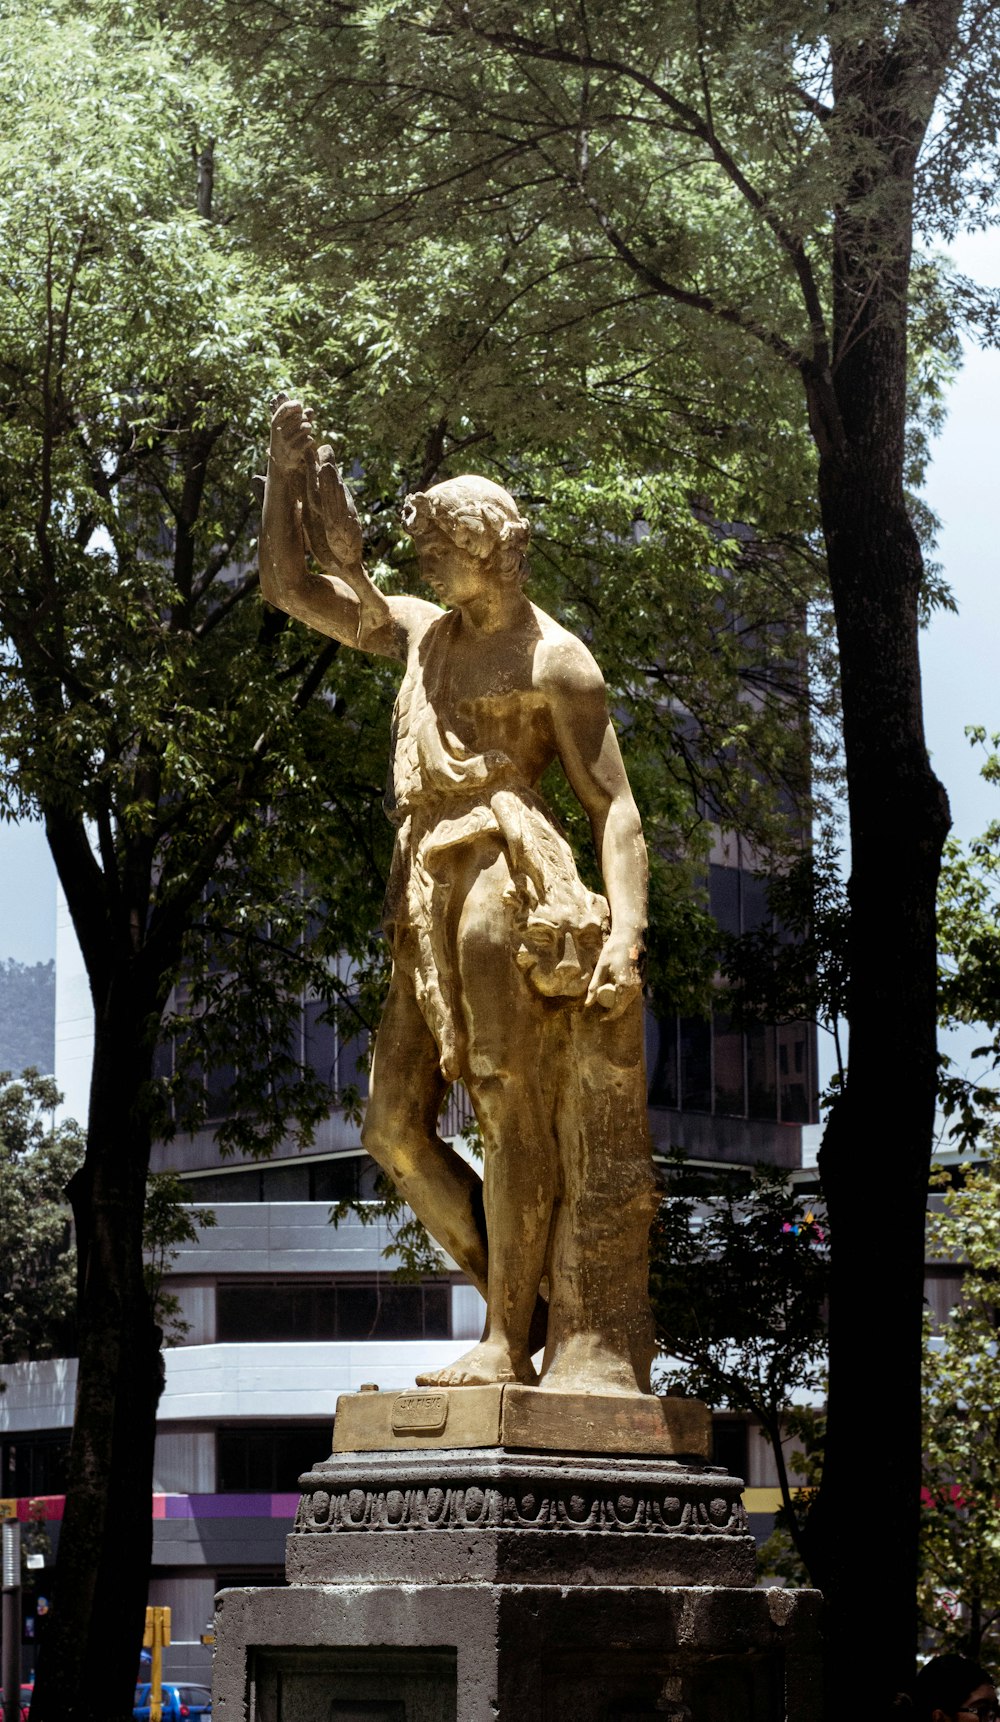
308, 444, 364, 577
269, 395, 364, 580
269, 394, 315, 475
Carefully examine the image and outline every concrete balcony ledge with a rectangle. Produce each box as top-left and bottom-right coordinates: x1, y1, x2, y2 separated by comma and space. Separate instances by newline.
158, 1339, 477, 1423
168, 1202, 402, 1277
0, 1340, 472, 1434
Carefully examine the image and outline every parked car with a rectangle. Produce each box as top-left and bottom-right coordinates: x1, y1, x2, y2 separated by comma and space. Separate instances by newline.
0, 1682, 34, 1722
133, 1684, 212, 1722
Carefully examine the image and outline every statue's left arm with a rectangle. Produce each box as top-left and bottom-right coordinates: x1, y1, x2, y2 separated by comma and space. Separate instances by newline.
542, 642, 648, 1018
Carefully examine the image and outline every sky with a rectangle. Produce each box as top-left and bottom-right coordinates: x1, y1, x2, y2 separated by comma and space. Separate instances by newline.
0, 232, 997, 987
918, 228, 1000, 842
0, 815, 55, 965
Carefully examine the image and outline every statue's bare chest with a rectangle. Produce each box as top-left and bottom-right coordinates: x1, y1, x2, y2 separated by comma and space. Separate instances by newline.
406, 616, 553, 771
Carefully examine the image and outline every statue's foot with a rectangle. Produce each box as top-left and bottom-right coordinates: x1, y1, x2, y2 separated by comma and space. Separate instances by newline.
416, 1339, 538, 1388
537, 1338, 641, 1397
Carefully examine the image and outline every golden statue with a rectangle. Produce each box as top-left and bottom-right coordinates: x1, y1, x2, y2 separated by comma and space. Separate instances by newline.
261, 399, 657, 1398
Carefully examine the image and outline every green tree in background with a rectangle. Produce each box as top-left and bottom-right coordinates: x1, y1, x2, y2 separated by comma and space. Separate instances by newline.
0, 1082, 216, 1357
937, 732, 1000, 1150
921, 1146, 1000, 1661
0, 12, 394, 1717
651, 1159, 829, 1577
0, 1071, 83, 1365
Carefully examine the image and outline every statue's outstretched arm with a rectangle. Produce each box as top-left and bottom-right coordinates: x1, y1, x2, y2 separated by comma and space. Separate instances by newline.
260, 397, 400, 655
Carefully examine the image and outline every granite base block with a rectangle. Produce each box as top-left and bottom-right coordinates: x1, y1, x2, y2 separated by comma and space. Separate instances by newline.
212, 1445, 823, 1721
213, 1580, 823, 1722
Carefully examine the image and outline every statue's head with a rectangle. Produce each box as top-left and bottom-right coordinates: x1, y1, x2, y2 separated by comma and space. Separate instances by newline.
401, 476, 530, 585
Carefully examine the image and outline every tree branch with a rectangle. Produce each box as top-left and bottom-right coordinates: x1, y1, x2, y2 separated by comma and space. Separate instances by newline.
44, 806, 114, 997
193, 569, 260, 638
450, 9, 832, 362
790, 83, 833, 123
190, 499, 255, 605
571, 173, 805, 367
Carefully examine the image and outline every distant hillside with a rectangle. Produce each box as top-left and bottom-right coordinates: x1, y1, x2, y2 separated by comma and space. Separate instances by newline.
0, 957, 55, 1075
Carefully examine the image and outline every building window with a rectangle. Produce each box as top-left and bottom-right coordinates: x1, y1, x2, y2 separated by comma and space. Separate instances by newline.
158, 993, 371, 1126
1, 1433, 71, 1498
925, 1268, 964, 1329
709, 864, 741, 936
304, 1001, 369, 1100
310, 1156, 378, 1203
216, 1424, 332, 1493
778, 1024, 811, 1122
711, 1419, 749, 1482
216, 1278, 452, 1343
648, 1009, 815, 1124
645, 859, 818, 1125
179, 1154, 381, 1204
679, 1016, 712, 1114
712, 1013, 745, 1117
646, 1014, 678, 1109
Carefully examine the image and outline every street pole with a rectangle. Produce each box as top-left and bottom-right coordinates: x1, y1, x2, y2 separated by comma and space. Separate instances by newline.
2, 1522, 21, 1722
143, 1607, 171, 1722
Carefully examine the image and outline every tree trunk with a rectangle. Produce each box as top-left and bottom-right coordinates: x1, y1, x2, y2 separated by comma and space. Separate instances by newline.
814, 464, 949, 1710
30, 984, 163, 1722
810, 159, 951, 1706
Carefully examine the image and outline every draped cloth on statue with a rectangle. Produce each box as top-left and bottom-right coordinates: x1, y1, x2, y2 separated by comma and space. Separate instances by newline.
382, 609, 609, 1082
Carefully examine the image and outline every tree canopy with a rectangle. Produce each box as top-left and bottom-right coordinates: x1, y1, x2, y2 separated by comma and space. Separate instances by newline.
0, 12, 393, 1715
0, 0, 396, 1146
937, 732, 1000, 1148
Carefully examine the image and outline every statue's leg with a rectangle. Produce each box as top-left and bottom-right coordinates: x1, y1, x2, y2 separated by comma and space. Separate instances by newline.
539, 994, 659, 1396
418, 847, 559, 1388
361, 959, 489, 1298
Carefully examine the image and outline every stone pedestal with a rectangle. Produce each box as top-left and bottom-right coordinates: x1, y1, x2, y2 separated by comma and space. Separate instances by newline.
212, 1414, 823, 1722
